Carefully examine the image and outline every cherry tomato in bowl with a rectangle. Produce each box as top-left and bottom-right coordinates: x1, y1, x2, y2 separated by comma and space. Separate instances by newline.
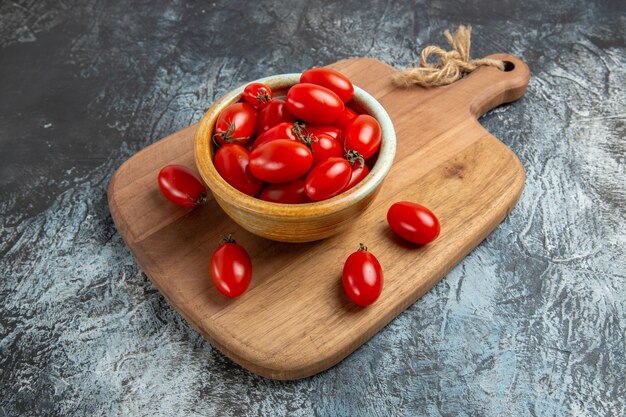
343, 114, 382, 159
335, 107, 358, 129
252, 122, 311, 150
253, 122, 297, 150
256, 99, 295, 135
345, 161, 370, 191
387, 201, 440, 244
311, 133, 343, 164
158, 165, 207, 207
342, 243, 383, 306
242, 82, 272, 109
213, 102, 257, 146
286, 83, 345, 125
214, 144, 263, 196
260, 180, 310, 204
210, 235, 252, 298
300, 68, 354, 103
249, 139, 313, 183
305, 125, 342, 141
304, 157, 351, 201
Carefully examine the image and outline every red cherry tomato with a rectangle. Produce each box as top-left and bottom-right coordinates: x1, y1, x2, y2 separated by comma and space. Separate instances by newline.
286, 83, 345, 125
260, 180, 310, 204
300, 68, 354, 103
250, 139, 313, 183
210, 235, 252, 298
252, 122, 314, 150
345, 161, 370, 191
342, 244, 383, 306
253, 122, 297, 150
306, 125, 342, 141
214, 144, 263, 196
311, 133, 342, 164
158, 165, 207, 207
387, 201, 440, 244
256, 99, 295, 135
242, 82, 272, 109
213, 103, 257, 146
343, 115, 382, 159
304, 157, 351, 201
334, 106, 358, 129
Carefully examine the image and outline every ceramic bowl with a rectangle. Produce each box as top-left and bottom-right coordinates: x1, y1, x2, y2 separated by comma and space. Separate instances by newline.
194, 73, 396, 242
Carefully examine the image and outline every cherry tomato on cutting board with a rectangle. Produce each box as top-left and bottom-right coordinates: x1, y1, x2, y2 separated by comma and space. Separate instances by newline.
260, 180, 310, 204
256, 99, 295, 135
300, 68, 354, 103
304, 157, 351, 201
286, 83, 345, 125
343, 114, 382, 159
311, 133, 343, 164
342, 243, 384, 306
213, 103, 257, 146
214, 144, 263, 196
249, 139, 313, 183
242, 82, 272, 109
210, 235, 252, 298
387, 201, 440, 244
158, 165, 207, 207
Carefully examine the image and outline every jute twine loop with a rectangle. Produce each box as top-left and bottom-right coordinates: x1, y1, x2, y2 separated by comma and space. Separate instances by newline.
394, 25, 505, 87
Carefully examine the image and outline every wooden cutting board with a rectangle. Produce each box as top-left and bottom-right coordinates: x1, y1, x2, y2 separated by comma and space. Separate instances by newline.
108, 56, 530, 380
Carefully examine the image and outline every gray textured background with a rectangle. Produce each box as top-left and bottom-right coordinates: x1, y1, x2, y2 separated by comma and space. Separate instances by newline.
1, 0, 624, 416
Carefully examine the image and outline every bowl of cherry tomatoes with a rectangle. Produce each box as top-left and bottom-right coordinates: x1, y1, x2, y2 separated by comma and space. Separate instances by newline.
194, 68, 396, 242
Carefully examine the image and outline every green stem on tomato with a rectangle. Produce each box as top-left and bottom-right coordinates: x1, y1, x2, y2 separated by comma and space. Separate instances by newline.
292, 122, 318, 150
345, 150, 365, 168
213, 122, 249, 144
188, 192, 208, 205
256, 88, 271, 104
220, 234, 236, 245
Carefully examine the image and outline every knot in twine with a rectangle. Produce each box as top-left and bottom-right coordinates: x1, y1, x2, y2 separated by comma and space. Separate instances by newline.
394, 25, 504, 88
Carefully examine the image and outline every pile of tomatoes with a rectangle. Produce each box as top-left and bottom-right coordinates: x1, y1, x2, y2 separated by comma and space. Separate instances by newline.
212, 68, 382, 203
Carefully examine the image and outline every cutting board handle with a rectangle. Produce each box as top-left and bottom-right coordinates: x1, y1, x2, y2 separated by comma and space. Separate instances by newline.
459, 53, 531, 118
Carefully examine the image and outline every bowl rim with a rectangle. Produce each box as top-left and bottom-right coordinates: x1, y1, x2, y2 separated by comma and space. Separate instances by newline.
194, 73, 396, 218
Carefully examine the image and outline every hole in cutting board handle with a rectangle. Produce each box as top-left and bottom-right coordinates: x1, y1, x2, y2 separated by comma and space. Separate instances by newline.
502, 61, 515, 72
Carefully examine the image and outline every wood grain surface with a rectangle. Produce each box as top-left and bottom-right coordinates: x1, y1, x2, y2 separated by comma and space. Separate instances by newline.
108, 55, 530, 379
